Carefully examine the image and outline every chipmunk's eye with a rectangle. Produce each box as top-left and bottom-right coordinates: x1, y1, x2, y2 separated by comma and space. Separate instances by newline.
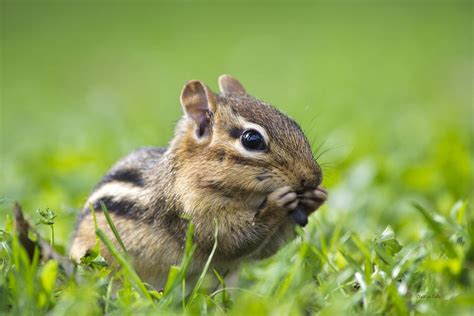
241, 129, 266, 151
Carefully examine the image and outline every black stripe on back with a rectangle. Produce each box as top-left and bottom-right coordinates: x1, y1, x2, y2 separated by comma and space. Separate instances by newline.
98, 168, 144, 187
92, 196, 143, 218
79, 195, 189, 248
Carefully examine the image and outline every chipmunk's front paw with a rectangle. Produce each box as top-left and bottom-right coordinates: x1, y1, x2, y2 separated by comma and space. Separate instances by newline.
255, 186, 298, 221
267, 186, 298, 211
299, 186, 328, 215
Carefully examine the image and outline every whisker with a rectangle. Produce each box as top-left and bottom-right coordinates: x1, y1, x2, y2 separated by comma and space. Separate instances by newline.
313, 138, 328, 159
303, 112, 322, 136
315, 144, 348, 161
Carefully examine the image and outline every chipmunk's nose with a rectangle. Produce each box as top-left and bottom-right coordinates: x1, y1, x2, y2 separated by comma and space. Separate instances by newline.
300, 169, 322, 190
301, 177, 318, 190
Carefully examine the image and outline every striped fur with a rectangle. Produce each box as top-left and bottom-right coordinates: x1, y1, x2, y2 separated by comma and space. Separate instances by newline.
70, 75, 326, 289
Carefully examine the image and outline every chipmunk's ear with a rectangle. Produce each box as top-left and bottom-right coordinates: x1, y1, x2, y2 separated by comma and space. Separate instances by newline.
180, 80, 217, 138
218, 74, 247, 96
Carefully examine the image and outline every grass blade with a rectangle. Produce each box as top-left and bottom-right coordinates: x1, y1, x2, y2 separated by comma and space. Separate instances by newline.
188, 219, 219, 306
100, 201, 128, 254
95, 228, 152, 302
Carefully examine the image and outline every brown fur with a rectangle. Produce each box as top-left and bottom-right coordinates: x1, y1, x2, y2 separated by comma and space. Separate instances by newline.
70, 75, 327, 289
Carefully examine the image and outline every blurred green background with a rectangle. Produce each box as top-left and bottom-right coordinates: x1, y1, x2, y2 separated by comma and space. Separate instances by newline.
1, 1, 472, 245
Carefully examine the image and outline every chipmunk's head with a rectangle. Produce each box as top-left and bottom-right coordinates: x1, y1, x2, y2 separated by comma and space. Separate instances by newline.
173, 75, 322, 210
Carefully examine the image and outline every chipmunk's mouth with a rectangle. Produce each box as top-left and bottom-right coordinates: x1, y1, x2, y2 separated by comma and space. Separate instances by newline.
289, 186, 328, 227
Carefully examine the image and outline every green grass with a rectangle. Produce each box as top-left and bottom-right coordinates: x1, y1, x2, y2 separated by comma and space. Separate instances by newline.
1, 1, 473, 315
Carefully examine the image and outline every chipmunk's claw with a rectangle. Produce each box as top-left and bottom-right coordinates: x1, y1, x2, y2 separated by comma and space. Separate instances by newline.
299, 186, 328, 215
269, 186, 298, 210
254, 186, 298, 223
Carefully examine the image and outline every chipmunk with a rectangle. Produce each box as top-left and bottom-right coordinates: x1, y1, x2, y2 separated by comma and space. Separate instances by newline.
70, 75, 327, 287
